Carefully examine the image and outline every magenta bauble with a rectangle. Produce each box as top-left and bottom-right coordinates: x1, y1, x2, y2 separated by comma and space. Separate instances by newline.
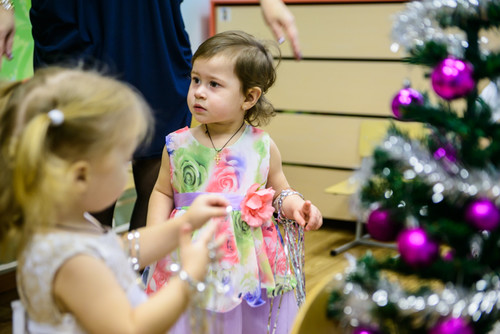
433, 144, 457, 163
465, 198, 500, 231
431, 58, 475, 100
430, 317, 474, 334
443, 249, 454, 262
391, 87, 424, 118
352, 327, 381, 334
397, 228, 439, 268
366, 209, 399, 241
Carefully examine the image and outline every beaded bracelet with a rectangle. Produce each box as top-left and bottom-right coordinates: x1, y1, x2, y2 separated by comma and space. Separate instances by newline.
127, 230, 140, 272
274, 188, 304, 222
168, 263, 207, 293
0, 0, 13, 11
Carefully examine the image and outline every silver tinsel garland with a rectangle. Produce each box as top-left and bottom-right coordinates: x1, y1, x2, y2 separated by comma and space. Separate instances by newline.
349, 133, 500, 225
391, 0, 497, 57
333, 254, 500, 332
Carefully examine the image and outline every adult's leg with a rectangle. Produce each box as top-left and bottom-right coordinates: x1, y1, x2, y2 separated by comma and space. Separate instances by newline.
128, 157, 161, 231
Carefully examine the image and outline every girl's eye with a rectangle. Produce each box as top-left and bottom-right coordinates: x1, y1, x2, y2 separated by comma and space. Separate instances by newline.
209, 81, 220, 88
191, 76, 200, 84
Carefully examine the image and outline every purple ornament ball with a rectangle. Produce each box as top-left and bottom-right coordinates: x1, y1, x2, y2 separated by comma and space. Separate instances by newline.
391, 87, 424, 118
443, 249, 455, 262
397, 228, 439, 268
366, 209, 399, 241
433, 144, 457, 163
430, 317, 474, 334
352, 327, 381, 334
465, 198, 500, 231
431, 58, 475, 100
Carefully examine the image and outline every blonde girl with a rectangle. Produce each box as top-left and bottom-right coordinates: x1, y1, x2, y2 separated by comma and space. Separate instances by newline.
0, 67, 229, 334
144, 31, 323, 334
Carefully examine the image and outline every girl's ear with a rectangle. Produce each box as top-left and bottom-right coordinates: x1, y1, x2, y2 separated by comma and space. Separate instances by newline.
69, 160, 91, 193
242, 87, 262, 111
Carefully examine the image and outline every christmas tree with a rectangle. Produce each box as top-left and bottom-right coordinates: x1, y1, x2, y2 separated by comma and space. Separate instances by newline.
326, 0, 500, 333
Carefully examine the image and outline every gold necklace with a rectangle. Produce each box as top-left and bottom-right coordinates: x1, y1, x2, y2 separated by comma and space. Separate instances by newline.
205, 122, 245, 165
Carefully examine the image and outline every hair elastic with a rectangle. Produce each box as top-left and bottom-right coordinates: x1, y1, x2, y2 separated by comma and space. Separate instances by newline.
47, 109, 64, 126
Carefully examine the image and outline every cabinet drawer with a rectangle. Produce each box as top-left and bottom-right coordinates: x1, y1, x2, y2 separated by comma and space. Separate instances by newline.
268, 60, 429, 115
283, 165, 355, 221
214, 3, 406, 59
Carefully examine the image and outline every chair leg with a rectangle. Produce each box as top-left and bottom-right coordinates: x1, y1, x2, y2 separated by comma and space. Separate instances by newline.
330, 221, 396, 256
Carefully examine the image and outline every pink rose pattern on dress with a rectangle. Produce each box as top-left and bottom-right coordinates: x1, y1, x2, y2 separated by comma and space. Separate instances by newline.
214, 216, 240, 264
145, 257, 175, 295
206, 163, 239, 193
262, 224, 288, 274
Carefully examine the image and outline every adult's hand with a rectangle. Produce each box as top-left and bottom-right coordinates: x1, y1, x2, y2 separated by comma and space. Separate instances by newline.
0, 6, 15, 70
260, 0, 302, 60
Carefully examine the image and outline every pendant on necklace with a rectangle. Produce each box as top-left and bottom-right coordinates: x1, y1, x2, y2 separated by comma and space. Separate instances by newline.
215, 151, 222, 165
205, 121, 245, 166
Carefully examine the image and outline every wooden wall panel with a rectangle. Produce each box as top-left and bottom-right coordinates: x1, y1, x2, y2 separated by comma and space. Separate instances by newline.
264, 114, 426, 169
263, 113, 389, 169
269, 60, 429, 115
214, 3, 406, 58
283, 166, 355, 221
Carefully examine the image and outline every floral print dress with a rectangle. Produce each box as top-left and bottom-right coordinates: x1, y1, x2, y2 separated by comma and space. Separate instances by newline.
144, 125, 296, 312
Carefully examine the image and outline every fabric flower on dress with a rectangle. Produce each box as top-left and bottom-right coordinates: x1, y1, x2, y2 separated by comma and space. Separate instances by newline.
241, 183, 275, 227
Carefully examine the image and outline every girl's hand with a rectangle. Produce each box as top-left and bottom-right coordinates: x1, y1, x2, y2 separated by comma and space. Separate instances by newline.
179, 221, 224, 282
0, 6, 14, 70
183, 194, 229, 230
259, 0, 301, 60
291, 200, 323, 232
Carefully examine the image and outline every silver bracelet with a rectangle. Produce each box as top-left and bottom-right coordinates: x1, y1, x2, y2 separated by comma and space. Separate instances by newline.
127, 230, 140, 271
274, 189, 304, 223
0, 0, 13, 11
168, 263, 206, 293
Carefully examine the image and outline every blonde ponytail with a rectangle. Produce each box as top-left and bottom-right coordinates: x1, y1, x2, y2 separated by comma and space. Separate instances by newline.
13, 113, 67, 233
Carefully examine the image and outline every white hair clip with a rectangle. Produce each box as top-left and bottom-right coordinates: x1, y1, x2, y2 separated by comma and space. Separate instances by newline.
47, 109, 64, 126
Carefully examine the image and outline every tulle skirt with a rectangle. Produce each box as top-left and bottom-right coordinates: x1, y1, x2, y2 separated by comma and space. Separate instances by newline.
168, 290, 298, 334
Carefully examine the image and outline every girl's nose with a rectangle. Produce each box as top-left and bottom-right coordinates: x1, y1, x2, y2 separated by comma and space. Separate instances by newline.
193, 85, 206, 99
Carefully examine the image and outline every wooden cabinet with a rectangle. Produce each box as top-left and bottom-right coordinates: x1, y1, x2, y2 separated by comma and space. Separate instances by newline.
211, 0, 409, 221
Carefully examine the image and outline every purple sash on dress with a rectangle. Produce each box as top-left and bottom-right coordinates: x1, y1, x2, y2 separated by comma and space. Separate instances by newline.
174, 192, 244, 210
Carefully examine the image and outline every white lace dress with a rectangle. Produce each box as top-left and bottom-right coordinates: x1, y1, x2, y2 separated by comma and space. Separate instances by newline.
14, 228, 147, 333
